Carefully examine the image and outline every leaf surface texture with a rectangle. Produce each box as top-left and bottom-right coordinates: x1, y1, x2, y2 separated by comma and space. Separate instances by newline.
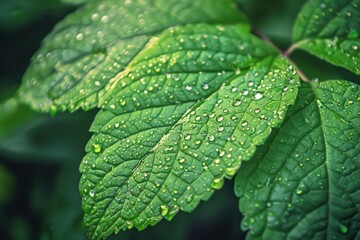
236, 80, 360, 239
18, 0, 247, 112
293, 0, 360, 74
79, 24, 300, 240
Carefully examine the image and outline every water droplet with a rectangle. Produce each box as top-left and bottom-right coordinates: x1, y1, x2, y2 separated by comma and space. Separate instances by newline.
231, 87, 237, 93
347, 99, 354, 105
172, 75, 180, 81
211, 178, 224, 190
217, 115, 224, 123
76, 33, 84, 41
208, 135, 215, 141
186, 194, 193, 203
219, 150, 225, 157
253, 92, 264, 100
89, 190, 95, 197
165, 205, 179, 220
295, 189, 303, 195
225, 166, 239, 176
160, 205, 169, 216
352, 45, 358, 50
92, 143, 102, 153
120, 99, 126, 106
101, 15, 109, 23
201, 82, 209, 90
233, 99, 242, 106
126, 221, 134, 229
185, 85, 192, 91
242, 89, 249, 96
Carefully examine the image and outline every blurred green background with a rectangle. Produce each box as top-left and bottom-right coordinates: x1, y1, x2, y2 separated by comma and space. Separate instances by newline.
0, 0, 358, 239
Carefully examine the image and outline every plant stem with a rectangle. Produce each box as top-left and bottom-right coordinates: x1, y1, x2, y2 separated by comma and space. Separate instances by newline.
283, 40, 306, 57
253, 29, 310, 83
283, 43, 298, 57
284, 57, 310, 82
252, 29, 282, 53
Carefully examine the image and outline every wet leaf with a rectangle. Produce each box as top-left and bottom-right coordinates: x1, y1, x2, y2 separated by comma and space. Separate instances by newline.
79, 24, 300, 240
293, 0, 360, 74
235, 80, 360, 239
18, 0, 247, 113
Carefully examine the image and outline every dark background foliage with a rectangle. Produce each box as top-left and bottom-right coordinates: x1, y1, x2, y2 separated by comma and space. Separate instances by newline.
0, 0, 358, 239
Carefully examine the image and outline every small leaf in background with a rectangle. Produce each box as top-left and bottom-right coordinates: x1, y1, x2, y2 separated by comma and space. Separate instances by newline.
235, 80, 360, 239
292, 0, 360, 74
18, 0, 247, 113
0, 95, 37, 140
79, 23, 300, 240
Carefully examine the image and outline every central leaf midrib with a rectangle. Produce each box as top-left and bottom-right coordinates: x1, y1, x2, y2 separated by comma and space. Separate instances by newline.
314, 98, 333, 240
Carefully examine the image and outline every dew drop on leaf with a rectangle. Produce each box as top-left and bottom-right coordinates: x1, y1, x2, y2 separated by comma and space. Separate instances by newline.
89, 190, 95, 197
211, 178, 224, 190
208, 135, 215, 141
233, 99, 242, 106
172, 75, 180, 81
92, 143, 102, 153
201, 82, 209, 90
216, 115, 224, 123
76, 33, 84, 41
160, 205, 169, 216
186, 194, 193, 203
126, 221, 134, 229
253, 92, 264, 100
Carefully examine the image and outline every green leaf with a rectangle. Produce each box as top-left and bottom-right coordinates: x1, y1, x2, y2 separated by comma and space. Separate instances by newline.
79, 23, 300, 240
292, 0, 360, 74
18, 0, 247, 113
0, 87, 37, 140
235, 80, 360, 239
